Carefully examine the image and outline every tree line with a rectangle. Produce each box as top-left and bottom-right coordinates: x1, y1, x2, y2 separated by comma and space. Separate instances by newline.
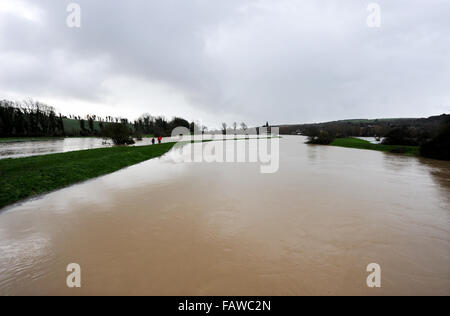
133, 114, 192, 137
0, 99, 200, 139
0, 99, 65, 137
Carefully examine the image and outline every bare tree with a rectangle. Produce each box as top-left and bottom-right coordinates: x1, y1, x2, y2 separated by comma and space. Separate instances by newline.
240, 122, 248, 136
221, 122, 227, 135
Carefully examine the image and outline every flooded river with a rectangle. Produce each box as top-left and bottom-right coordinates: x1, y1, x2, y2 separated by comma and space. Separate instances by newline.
0, 136, 448, 295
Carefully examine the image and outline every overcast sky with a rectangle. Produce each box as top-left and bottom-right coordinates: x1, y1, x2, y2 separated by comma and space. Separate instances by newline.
0, 0, 449, 128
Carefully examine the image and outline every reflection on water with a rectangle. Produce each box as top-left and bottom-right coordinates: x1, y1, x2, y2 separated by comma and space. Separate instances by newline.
0, 138, 109, 159
0, 136, 448, 295
0, 137, 168, 159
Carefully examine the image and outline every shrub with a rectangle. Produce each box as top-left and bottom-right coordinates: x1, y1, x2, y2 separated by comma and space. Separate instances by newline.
382, 128, 419, 146
134, 127, 143, 141
307, 130, 335, 145
102, 123, 135, 145
420, 121, 450, 160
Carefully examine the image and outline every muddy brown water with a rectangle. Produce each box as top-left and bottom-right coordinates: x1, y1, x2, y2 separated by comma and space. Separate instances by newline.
0, 136, 448, 295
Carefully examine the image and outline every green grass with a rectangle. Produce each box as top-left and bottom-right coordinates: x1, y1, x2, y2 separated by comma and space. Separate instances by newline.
62, 118, 102, 134
0, 142, 176, 209
62, 118, 104, 133
330, 138, 420, 156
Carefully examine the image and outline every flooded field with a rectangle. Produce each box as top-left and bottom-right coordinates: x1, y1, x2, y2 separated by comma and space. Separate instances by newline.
0, 136, 449, 295
0, 137, 170, 159
0, 135, 257, 159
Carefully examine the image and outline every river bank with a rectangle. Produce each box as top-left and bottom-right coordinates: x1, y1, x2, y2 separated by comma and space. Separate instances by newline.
0, 142, 176, 210
330, 138, 420, 156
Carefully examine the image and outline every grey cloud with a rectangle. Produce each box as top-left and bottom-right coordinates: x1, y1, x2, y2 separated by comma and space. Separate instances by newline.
0, 0, 449, 127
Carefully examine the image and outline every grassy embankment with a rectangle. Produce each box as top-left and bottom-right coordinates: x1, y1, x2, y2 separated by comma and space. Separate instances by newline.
0, 136, 278, 209
330, 138, 419, 156
0, 142, 176, 209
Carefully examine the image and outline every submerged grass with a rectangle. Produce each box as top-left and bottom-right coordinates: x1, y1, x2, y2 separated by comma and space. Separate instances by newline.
330, 138, 419, 156
0, 142, 176, 209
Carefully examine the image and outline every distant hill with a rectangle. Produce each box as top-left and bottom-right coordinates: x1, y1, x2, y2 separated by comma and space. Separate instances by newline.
275, 114, 450, 138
